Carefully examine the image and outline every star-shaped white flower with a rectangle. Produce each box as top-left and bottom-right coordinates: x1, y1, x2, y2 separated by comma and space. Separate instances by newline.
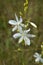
8, 14, 24, 31
13, 28, 35, 45
34, 52, 43, 63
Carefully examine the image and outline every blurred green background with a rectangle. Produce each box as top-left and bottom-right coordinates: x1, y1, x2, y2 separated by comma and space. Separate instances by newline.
0, 0, 43, 65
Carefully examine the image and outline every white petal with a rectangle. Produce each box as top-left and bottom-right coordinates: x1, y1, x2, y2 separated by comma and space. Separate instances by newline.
34, 54, 36, 57
8, 20, 17, 25
35, 58, 40, 62
27, 34, 36, 38
40, 58, 43, 63
18, 26, 23, 33
24, 37, 30, 45
13, 33, 21, 38
19, 16, 23, 23
34, 53, 39, 56
18, 36, 23, 43
24, 28, 30, 33
15, 14, 18, 22
30, 22, 37, 28
20, 24, 25, 27
34, 53, 41, 58
12, 26, 17, 31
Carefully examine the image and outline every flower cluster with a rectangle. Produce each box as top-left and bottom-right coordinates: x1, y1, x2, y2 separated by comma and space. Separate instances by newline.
8, 14, 43, 63
8, 14, 37, 46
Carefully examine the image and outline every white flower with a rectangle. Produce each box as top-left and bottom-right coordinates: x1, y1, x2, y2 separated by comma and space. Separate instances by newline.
34, 52, 43, 63
29, 22, 37, 28
8, 14, 24, 31
13, 28, 35, 45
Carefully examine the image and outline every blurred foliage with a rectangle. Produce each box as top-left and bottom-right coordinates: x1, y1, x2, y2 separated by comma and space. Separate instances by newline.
0, 0, 43, 65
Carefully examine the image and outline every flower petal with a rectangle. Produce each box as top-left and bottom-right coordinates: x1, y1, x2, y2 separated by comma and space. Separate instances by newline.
18, 36, 23, 43
24, 28, 30, 33
13, 33, 21, 38
19, 16, 23, 23
34, 53, 40, 57
18, 26, 23, 33
15, 14, 18, 22
27, 34, 36, 38
8, 20, 17, 25
12, 26, 17, 31
40, 58, 43, 63
35, 58, 40, 62
30, 22, 37, 28
24, 37, 30, 45
20, 24, 25, 27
